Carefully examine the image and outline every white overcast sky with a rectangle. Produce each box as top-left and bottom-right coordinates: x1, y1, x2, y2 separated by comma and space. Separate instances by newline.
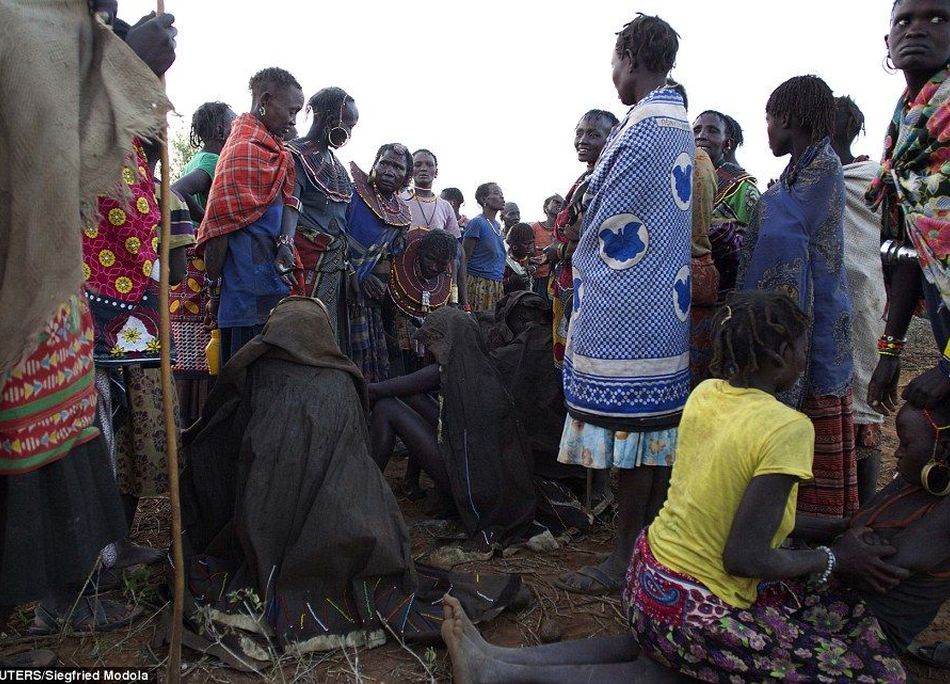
123, 0, 901, 220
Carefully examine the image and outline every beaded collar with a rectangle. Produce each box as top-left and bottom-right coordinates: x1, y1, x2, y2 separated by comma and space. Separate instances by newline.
286, 138, 352, 203
350, 162, 411, 227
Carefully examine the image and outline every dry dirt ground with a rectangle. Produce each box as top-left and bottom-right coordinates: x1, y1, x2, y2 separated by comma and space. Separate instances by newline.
1, 319, 948, 683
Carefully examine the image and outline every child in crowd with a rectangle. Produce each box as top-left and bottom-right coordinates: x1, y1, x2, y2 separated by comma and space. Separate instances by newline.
503, 222, 537, 293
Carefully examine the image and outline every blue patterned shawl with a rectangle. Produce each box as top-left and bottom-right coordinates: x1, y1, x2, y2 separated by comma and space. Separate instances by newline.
563, 87, 693, 430
737, 138, 852, 404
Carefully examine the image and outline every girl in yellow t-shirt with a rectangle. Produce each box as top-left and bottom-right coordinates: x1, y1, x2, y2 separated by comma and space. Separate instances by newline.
437, 294, 911, 684
626, 291, 908, 682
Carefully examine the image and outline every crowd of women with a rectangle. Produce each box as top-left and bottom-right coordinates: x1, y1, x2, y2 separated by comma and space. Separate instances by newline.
2, 0, 950, 681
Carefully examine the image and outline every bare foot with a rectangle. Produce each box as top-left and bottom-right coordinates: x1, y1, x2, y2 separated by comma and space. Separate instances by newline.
442, 594, 490, 684
442, 594, 490, 651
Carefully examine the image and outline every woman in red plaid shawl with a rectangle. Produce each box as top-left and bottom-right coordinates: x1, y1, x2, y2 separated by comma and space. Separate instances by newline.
197, 68, 305, 364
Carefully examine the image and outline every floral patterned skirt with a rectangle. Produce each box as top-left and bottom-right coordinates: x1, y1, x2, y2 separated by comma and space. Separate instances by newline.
625, 532, 905, 683
116, 366, 180, 498
466, 275, 504, 313
556, 417, 677, 469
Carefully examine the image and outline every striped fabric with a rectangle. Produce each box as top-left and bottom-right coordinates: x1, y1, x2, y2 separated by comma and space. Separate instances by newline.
0, 295, 99, 474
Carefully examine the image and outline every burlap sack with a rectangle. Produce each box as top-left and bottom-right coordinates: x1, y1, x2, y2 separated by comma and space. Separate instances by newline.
0, 0, 171, 372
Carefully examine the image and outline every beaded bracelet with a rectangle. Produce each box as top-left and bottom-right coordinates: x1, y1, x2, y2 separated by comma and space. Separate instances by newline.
815, 545, 837, 586
275, 234, 295, 250
877, 334, 907, 357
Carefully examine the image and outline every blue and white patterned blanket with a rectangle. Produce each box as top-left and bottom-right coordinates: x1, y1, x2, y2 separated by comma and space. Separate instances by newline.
563, 87, 693, 427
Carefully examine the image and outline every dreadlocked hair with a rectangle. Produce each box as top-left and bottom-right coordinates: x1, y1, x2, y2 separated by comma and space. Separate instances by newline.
723, 114, 744, 149
248, 67, 301, 98
710, 291, 810, 382
418, 229, 458, 262
834, 95, 865, 143
582, 109, 620, 130
615, 14, 679, 74
189, 101, 231, 149
413, 148, 438, 167
372, 143, 413, 190
766, 75, 835, 144
306, 87, 353, 138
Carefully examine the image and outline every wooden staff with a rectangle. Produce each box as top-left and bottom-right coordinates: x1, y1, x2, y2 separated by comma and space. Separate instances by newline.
155, 1, 185, 680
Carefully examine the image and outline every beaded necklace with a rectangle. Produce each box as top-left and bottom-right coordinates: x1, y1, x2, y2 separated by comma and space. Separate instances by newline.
414, 193, 437, 227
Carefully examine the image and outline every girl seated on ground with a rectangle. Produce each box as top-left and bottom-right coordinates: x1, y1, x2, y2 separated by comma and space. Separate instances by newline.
441, 292, 912, 683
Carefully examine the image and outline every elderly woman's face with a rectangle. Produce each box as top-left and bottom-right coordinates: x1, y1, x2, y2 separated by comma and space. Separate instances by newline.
372, 149, 408, 195
261, 84, 304, 139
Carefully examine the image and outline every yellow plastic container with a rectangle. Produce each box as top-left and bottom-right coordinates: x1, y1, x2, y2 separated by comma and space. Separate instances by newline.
206, 328, 221, 376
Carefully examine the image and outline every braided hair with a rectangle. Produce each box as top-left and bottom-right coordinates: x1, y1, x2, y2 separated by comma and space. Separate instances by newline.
582, 109, 620, 130
371, 143, 413, 190
696, 109, 728, 132
306, 87, 353, 141
189, 101, 231, 149
723, 114, 745, 149
766, 75, 835, 144
834, 95, 865, 144
710, 292, 810, 383
615, 14, 679, 74
248, 67, 301, 98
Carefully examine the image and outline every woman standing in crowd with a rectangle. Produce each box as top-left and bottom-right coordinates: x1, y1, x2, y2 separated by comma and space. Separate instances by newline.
463, 182, 508, 312
693, 109, 761, 299
556, 14, 693, 595
171, 102, 235, 427
831, 95, 887, 506
197, 67, 304, 364
547, 110, 618, 367
738, 75, 856, 519
868, 0, 950, 414
406, 149, 467, 307
1, 5, 178, 656
284, 87, 359, 349
346, 144, 413, 382
172, 102, 235, 223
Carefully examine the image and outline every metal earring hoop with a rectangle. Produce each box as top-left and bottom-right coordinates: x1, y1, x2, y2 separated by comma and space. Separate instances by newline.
883, 55, 897, 74
922, 461, 950, 496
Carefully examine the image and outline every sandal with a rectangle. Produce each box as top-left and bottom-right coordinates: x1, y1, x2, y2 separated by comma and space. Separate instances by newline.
908, 641, 950, 669
554, 565, 622, 596
29, 597, 142, 636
